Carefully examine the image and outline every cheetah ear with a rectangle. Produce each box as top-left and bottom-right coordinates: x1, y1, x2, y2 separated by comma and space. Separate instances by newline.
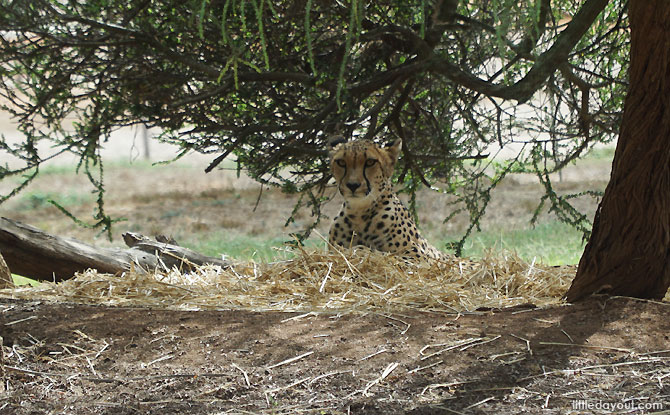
327, 135, 347, 156
385, 139, 402, 162
328, 135, 347, 148
382, 139, 402, 177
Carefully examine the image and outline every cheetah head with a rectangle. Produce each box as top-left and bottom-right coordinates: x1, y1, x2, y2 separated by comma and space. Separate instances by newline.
328, 136, 401, 209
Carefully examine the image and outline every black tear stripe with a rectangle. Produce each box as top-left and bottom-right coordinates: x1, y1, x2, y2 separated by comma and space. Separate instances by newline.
362, 152, 372, 195
336, 161, 347, 193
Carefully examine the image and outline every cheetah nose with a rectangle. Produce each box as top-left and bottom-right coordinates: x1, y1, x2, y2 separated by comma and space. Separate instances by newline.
346, 182, 361, 192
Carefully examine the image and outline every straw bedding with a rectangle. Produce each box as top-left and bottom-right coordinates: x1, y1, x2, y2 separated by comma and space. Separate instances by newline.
1, 246, 576, 313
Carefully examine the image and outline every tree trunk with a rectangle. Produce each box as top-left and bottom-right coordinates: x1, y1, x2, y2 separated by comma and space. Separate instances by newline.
566, 0, 670, 301
0, 217, 230, 282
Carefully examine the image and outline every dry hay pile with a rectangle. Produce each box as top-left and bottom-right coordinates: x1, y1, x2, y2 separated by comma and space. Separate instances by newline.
2, 247, 576, 313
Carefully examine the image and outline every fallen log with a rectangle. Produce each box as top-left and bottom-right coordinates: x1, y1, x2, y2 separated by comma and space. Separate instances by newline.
0, 217, 230, 282
0, 251, 13, 289
122, 232, 231, 271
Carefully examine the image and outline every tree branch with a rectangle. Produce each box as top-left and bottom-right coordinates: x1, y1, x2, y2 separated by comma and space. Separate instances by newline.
430, 0, 609, 103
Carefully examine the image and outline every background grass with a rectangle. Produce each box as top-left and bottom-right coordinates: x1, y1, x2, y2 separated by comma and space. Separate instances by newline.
185, 234, 309, 263
12, 275, 42, 286
447, 221, 586, 265
183, 220, 585, 265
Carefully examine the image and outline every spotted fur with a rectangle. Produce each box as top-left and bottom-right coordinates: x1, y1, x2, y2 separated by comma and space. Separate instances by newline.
328, 137, 445, 261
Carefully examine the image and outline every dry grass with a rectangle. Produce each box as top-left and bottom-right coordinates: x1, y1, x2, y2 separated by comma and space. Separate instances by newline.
2, 246, 575, 313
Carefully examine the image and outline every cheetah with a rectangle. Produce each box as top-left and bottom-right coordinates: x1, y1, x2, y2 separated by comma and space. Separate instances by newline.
327, 136, 446, 261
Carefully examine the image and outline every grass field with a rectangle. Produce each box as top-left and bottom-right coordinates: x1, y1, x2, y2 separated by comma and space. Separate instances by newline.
445, 221, 587, 265
180, 220, 587, 265
4, 148, 611, 285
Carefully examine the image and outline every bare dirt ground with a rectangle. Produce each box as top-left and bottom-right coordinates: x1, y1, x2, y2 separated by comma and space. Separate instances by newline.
1, 297, 669, 414
1, 143, 669, 413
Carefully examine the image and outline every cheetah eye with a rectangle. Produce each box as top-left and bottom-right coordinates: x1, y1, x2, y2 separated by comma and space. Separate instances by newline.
335, 159, 346, 167
365, 158, 377, 167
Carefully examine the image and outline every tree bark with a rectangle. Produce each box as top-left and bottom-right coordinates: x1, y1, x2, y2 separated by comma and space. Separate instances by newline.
566, 0, 670, 301
0, 217, 230, 282
0, 251, 13, 289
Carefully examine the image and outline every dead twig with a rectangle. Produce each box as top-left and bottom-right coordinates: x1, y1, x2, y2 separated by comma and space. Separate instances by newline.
266, 351, 314, 370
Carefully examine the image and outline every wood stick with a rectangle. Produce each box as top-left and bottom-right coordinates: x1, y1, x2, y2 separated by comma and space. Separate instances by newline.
0, 217, 230, 282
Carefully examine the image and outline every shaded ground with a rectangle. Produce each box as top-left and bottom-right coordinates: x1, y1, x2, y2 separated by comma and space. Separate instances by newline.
1, 297, 669, 414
